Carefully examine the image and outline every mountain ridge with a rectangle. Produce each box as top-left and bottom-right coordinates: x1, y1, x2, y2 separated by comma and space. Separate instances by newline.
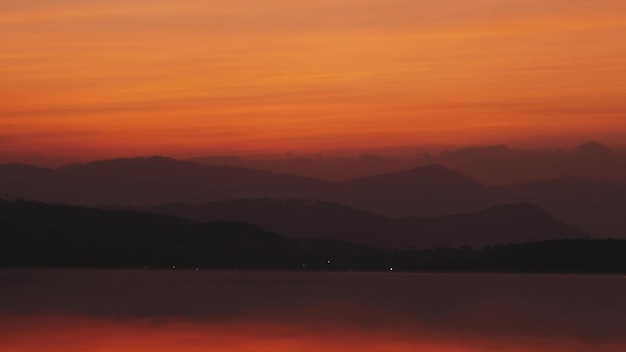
136, 199, 587, 249
2, 157, 626, 238
0, 199, 622, 273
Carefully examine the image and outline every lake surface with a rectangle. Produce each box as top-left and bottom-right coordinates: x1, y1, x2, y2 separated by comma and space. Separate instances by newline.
1, 270, 625, 351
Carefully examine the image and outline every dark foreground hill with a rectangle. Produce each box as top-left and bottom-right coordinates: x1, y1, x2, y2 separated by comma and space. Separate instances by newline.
140, 199, 587, 249
2, 199, 624, 273
0, 199, 377, 269
373, 239, 626, 273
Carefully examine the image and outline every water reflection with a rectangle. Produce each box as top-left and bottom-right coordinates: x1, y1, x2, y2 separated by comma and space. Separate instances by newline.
1, 270, 625, 351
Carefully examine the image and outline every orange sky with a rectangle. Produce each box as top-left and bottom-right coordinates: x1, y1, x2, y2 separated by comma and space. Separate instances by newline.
1, 0, 626, 163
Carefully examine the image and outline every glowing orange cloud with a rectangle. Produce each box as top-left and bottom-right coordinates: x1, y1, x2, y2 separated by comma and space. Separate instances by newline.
1, 0, 626, 163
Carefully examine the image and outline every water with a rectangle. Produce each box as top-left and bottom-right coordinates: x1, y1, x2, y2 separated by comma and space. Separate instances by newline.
1, 269, 625, 351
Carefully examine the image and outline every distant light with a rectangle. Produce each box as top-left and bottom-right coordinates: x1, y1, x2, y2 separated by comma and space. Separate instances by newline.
327, 260, 331, 264
172, 265, 176, 270
144, 266, 148, 269
302, 263, 306, 267
389, 267, 393, 271
195, 268, 199, 271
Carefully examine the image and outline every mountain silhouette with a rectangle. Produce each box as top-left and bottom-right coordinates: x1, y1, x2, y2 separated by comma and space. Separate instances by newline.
575, 141, 614, 157
186, 141, 626, 185
0, 157, 328, 206
430, 141, 626, 185
0, 158, 491, 216
136, 199, 586, 249
133, 199, 389, 247
336, 164, 494, 216
388, 202, 586, 249
1, 157, 625, 238
499, 177, 626, 237
0, 199, 377, 268
1, 199, 622, 273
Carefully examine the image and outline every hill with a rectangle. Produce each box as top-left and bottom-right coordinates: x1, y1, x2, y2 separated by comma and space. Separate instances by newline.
0, 157, 328, 206
0, 199, 377, 269
499, 178, 626, 237
2, 157, 626, 238
139, 199, 587, 249
1, 199, 622, 273
0, 158, 498, 217
336, 164, 494, 216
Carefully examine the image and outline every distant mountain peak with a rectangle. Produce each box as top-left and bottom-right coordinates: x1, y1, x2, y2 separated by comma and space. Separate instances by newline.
576, 141, 613, 156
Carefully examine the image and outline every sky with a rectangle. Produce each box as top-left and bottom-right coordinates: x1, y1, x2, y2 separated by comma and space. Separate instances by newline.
1, 0, 626, 164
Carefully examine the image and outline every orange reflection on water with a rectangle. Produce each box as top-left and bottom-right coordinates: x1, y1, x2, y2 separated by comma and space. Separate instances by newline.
2, 315, 624, 352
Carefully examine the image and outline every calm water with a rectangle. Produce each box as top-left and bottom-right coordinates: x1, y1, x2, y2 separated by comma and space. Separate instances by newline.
1, 269, 625, 351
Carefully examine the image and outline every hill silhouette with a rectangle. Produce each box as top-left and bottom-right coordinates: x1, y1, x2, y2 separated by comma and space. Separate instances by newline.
0, 157, 328, 206
0, 158, 494, 216
380, 238, 626, 273
1, 157, 626, 238
187, 141, 626, 185
336, 164, 495, 216
138, 199, 586, 249
0, 158, 495, 215
1, 199, 623, 273
0, 199, 377, 269
499, 177, 626, 238
575, 140, 614, 157
430, 141, 626, 186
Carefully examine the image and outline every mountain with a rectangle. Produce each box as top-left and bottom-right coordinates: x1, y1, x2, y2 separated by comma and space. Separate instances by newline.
386, 238, 626, 273
387, 202, 587, 249
2, 157, 626, 239
430, 141, 626, 185
335, 164, 495, 216
499, 178, 626, 238
137, 199, 389, 246
138, 199, 587, 249
0, 199, 377, 268
1, 199, 622, 273
0, 158, 491, 216
0, 157, 328, 206
188, 154, 416, 182
575, 140, 614, 157
187, 142, 626, 185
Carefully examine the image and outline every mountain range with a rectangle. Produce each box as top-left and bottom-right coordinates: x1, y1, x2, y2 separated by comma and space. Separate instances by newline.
0, 198, 377, 268
136, 199, 586, 249
1, 156, 625, 238
1, 199, 623, 273
187, 141, 626, 185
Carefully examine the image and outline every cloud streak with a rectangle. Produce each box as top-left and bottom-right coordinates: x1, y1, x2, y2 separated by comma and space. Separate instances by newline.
1, 0, 626, 160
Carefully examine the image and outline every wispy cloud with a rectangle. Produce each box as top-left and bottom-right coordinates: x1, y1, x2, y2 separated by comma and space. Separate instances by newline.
1, 0, 626, 160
